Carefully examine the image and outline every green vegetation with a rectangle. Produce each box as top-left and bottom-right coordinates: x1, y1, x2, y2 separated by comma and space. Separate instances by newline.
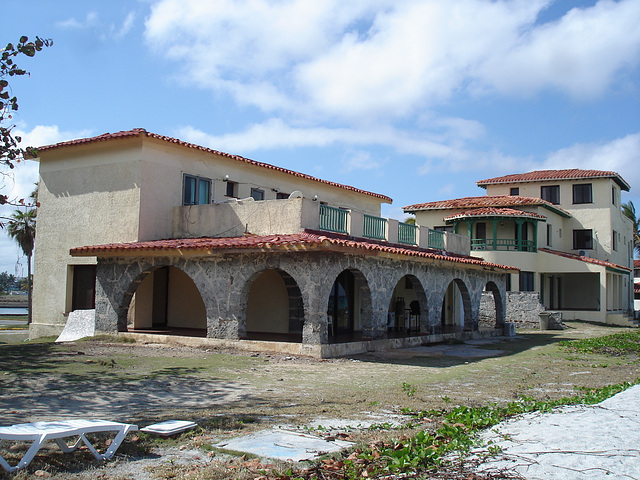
560, 330, 640, 356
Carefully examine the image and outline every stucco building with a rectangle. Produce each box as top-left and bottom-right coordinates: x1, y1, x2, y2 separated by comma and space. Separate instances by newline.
31, 129, 513, 357
404, 169, 634, 326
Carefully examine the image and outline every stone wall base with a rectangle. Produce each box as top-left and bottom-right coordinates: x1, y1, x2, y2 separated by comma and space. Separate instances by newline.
121, 328, 506, 359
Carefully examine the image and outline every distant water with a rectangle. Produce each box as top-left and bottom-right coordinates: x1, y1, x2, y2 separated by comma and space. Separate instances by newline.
0, 307, 28, 315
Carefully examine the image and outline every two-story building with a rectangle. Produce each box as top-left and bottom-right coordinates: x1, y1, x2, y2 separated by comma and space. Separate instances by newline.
31, 129, 514, 357
404, 169, 634, 326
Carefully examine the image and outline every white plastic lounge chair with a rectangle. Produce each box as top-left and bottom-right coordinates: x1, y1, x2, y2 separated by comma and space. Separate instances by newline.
0, 419, 138, 472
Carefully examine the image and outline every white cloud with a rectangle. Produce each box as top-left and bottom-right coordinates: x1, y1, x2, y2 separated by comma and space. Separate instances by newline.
341, 150, 385, 174
178, 119, 465, 161
145, 0, 640, 121
56, 12, 100, 29
57, 11, 137, 41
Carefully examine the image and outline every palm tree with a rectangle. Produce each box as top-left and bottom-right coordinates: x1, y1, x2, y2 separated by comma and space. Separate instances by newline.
622, 201, 639, 257
7, 208, 36, 324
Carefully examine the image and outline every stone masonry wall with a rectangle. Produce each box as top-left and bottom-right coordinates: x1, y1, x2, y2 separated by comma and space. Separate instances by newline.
94, 250, 509, 348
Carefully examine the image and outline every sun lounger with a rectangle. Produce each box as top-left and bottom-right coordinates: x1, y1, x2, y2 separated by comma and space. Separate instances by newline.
0, 419, 138, 472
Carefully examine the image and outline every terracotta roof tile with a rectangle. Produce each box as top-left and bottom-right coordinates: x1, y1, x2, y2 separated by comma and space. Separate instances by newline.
477, 169, 630, 191
443, 207, 546, 222
36, 129, 392, 203
634, 259, 640, 268
70, 231, 516, 272
404, 195, 570, 217
539, 248, 631, 273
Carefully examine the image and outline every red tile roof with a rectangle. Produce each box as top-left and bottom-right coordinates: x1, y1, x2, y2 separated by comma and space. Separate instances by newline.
443, 207, 546, 222
477, 169, 630, 191
36, 129, 392, 203
634, 259, 640, 268
404, 195, 570, 217
70, 230, 517, 272
539, 248, 631, 273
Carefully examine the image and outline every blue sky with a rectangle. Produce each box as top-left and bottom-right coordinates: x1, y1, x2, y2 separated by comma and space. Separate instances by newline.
1, 0, 639, 276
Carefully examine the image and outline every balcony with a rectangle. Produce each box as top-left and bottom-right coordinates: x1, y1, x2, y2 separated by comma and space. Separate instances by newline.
173, 197, 470, 255
471, 238, 536, 252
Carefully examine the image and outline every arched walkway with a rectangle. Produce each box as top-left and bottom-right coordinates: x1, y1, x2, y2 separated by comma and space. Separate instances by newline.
388, 274, 428, 335
441, 279, 472, 333
243, 268, 305, 342
125, 265, 207, 335
327, 268, 372, 342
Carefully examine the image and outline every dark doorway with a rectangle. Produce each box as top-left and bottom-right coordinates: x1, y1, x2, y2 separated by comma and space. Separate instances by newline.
328, 270, 355, 335
71, 265, 96, 311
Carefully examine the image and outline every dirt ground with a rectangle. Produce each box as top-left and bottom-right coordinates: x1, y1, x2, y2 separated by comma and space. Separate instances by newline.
1, 321, 639, 479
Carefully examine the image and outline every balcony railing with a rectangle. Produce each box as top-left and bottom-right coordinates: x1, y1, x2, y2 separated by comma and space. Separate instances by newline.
471, 238, 536, 252
398, 222, 417, 245
319, 204, 349, 234
428, 229, 445, 249
363, 214, 387, 240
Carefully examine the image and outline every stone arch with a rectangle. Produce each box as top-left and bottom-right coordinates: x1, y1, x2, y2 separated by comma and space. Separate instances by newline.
326, 267, 373, 341
479, 281, 505, 329
388, 274, 429, 335
440, 278, 473, 333
241, 267, 305, 342
119, 263, 206, 334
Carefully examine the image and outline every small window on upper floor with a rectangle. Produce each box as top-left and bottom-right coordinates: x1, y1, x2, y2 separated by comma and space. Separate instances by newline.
250, 188, 265, 201
541, 185, 560, 204
183, 174, 211, 205
546, 224, 552, 247
573, 183, 593, 204
612, 186, 617, 205
613, 229, 618, 251
225, 180, 238, 198
573, 229, 593, 250
276, 192, 290, 199
435, 225, 453, 233
510, 187, 519, 196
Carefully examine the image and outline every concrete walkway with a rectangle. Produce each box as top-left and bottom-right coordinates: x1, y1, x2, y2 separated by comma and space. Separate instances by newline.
477, 385, 640, 479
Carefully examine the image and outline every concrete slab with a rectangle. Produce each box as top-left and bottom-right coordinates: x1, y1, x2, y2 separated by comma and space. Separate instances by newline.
56, 309, 95, 342
216, 429, 353, 462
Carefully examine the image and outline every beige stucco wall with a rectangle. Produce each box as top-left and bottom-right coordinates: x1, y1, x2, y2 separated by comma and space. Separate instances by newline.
31, 140, 143, 337
31, 135, 389, 338
166, 267, 207, 329
246, 269, 289, 333
483, 178, 633, 269
173, 197, 319, 238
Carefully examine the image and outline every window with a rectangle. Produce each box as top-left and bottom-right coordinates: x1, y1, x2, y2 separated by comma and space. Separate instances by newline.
612, 186, 617, 205
573, 229, 593, 250
613, 230, 618, 251
435, 225, 453, 233
225, 181, 238, 197
546, 224, 552, 247
510, 187, 519, 196
541, 185, 560, 204
519, 271, 534, 292
573, 183, 593, 204
183, 174, 211, 205
71, 265, 96, 311
250, 188, 265, 201
276, 192, 290, 199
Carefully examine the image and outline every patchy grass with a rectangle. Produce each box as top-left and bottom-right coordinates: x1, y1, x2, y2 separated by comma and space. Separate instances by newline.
1, 321, 640, 479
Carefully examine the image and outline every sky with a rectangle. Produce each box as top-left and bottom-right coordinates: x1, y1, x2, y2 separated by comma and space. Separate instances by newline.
1, 0, 639, 276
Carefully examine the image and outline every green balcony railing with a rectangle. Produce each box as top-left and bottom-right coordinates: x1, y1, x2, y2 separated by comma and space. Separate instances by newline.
363, 214, 387, 240
471, 238, 537, 252
319, 204, 349, 234
398, 222, 417, 245
428, 229, 445, 249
